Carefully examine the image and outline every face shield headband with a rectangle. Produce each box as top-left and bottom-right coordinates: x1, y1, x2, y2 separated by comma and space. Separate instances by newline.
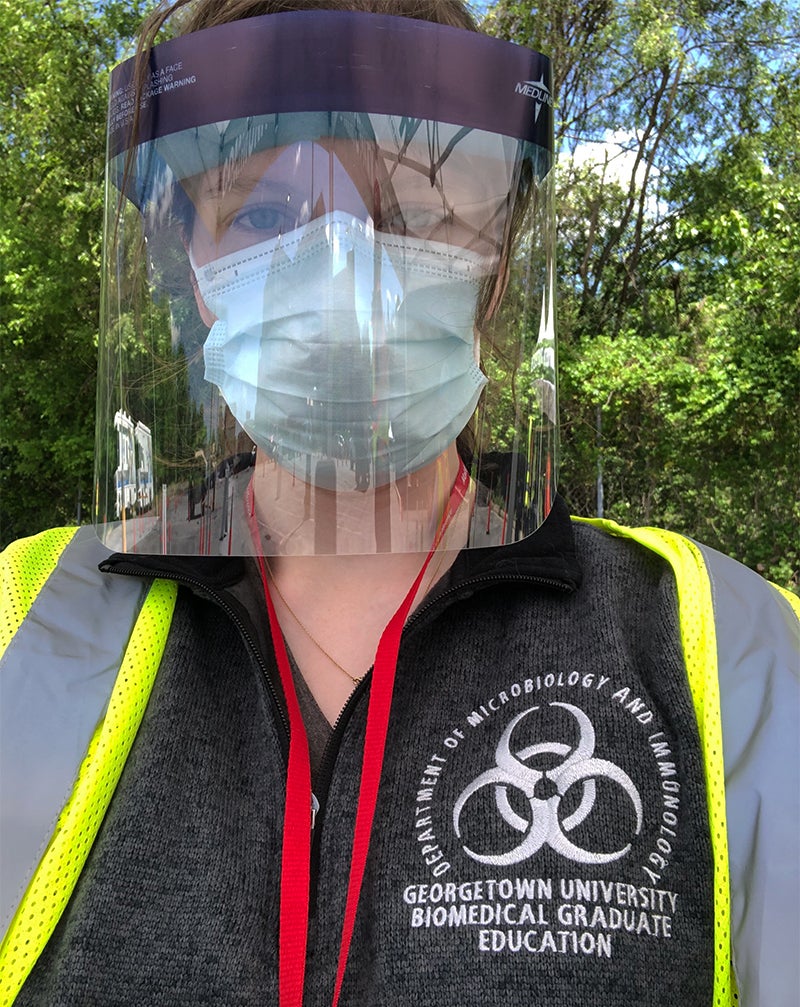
96, 11, 557, 557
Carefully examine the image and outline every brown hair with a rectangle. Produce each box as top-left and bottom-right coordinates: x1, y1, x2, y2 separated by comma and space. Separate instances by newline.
136, 0, 477, 57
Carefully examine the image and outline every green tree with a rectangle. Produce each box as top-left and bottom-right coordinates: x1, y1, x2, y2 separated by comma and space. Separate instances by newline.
0, 0, 148, 547
3, 1, 797, 590
486, 0, 799, 590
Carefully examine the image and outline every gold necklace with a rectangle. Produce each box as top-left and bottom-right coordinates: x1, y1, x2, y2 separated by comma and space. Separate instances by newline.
264, 559, 365, 685
263, 504, 461, 687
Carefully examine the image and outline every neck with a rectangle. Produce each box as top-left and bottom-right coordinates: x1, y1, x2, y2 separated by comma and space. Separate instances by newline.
249, 444, 464, 557
255, 451, 471, 723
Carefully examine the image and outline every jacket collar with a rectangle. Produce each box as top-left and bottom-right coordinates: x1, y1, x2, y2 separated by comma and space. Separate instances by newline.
445, 494, 581, 592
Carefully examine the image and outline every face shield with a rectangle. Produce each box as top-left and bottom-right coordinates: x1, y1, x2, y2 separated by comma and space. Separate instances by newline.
96, 11, 556, 556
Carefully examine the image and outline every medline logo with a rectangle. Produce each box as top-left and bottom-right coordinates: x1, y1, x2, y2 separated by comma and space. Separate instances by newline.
515, 76, 552, 102
515, 76, 553, 122
453, 703, 643, 867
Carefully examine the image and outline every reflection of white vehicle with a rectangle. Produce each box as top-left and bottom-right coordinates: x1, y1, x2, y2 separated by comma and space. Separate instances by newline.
114, 411, 154, 517
114, 411, 137, 517
135, 421, 153, 511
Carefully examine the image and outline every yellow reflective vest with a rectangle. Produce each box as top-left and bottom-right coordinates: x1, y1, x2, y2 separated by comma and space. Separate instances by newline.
1, 523, 798, 1005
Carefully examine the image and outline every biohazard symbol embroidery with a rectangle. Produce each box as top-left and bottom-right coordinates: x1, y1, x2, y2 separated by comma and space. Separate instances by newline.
453, 702, 643, 866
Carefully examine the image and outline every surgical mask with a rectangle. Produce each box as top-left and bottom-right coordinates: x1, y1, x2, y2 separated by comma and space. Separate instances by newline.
193, 212, 489, 483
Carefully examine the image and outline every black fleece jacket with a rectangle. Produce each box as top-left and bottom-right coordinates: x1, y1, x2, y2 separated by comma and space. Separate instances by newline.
18, 498, 715, 1006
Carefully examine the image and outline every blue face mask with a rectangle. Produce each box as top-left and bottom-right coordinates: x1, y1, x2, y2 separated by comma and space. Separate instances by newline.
193, 212, 489, 483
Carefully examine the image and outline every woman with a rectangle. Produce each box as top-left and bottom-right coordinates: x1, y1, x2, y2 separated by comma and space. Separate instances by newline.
1, 2, 797, 1005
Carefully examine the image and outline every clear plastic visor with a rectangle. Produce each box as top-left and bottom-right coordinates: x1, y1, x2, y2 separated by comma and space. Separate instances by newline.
96, 113, 557, 556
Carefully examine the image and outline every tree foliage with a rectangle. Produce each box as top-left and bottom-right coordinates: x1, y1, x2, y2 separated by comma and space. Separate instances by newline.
1, 0, 797, 591
487, 0, 799, 590
0, 0, 149, 545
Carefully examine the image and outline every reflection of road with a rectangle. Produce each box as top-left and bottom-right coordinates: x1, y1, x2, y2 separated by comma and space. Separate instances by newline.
101, 515, 159, 554
167, 472, 243, 556
104, 469, 266, 556
101, 474, 246, 556
470, 501, 508, 546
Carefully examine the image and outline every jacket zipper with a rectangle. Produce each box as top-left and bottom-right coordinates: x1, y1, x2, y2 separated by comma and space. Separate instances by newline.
105, 562, 571, 910
405, 571, 572, 630
100, 562, 291, 749
306, 569, 570, 906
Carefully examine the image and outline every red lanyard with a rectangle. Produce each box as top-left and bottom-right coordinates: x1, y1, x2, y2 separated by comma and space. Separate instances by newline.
254, 460, 469, 1007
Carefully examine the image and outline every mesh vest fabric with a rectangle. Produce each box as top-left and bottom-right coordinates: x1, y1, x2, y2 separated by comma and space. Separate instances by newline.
579, 519, 736, 1005
12, 522, 722, 1006
0, 529, 177, 1006
0, 528, 78, 660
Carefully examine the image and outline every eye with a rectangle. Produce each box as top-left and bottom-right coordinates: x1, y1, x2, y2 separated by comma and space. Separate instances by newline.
378, 204, 450, 238
231, 203, 296, 238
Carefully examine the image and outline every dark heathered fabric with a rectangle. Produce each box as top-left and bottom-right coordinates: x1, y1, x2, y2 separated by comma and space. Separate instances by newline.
17, 511, 715, 1006
227, 558, 333, 785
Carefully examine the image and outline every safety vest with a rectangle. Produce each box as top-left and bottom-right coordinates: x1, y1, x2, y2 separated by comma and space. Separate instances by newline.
0, 522, 797, 1005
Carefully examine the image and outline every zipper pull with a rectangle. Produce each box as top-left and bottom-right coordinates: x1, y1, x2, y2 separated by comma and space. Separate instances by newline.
311, 792, 320, 833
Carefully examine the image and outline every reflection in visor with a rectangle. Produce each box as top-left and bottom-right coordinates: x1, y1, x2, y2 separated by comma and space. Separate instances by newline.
170, 122, 519, 265
98, 110, 556, 556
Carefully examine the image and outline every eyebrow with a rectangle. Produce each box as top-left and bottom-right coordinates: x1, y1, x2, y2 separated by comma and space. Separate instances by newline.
194, 172, 296, 203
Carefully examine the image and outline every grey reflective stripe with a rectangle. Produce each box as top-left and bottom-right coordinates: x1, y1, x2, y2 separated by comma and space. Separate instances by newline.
697, 542, 800, 1005
0, 526, 148, 937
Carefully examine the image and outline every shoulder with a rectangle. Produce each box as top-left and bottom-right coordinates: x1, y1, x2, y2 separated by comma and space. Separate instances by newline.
0, 526, 148, 661
1, 527, 81, 653
570, 517, 799, 761
1, 525, 110, 604
1, 526, 79, 576
573, 516, 798, 633
688, 548, 798, 1003
572, 518, 800, 1001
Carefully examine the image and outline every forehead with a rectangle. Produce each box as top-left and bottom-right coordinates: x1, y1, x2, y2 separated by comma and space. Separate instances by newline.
183, 133, 516, 209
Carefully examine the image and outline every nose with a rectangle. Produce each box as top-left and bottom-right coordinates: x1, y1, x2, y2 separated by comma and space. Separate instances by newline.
302, 144, 374, 226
